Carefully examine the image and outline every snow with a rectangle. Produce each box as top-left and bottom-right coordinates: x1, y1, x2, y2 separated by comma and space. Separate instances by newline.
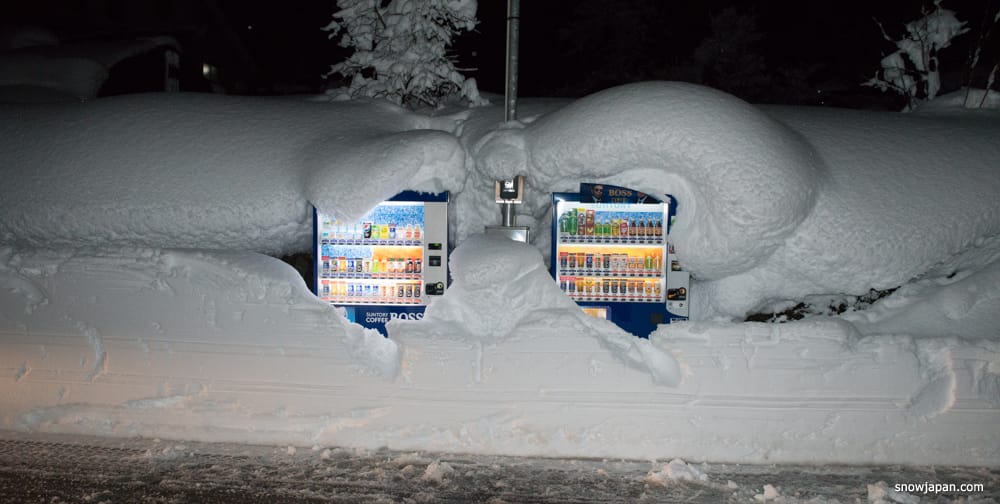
643, 458, 709, 486
0, 25, 180, 102
2, 81, 999, 467
1, 93, 465, 256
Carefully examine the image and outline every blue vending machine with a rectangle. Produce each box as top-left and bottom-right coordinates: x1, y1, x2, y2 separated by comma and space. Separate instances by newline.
314, 191, 449, 335
551, 184, 689, 337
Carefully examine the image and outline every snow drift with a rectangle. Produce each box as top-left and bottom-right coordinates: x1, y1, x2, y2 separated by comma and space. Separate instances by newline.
2, 81, 1000, 466
3, 242, 997, 465
0, 93, 465, 257
452, 82, 1000, 319
3, 83, 997, 320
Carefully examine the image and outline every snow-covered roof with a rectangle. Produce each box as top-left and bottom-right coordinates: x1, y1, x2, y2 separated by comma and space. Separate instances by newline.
0, 33, 180, 102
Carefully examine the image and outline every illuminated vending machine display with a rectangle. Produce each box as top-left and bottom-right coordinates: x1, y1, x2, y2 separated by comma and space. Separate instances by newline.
551, 184, 689, 337
314, 191, 449, 335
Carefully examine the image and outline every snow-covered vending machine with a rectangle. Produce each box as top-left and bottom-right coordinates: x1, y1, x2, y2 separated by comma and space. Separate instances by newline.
551, 184, 689, 337
314, 191, 449, 335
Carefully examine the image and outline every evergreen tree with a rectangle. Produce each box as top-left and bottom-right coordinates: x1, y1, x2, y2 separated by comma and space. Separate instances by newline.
322, 0, 486, 108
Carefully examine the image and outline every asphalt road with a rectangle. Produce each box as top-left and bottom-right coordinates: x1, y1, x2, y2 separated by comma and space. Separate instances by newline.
1, 431, 996, 503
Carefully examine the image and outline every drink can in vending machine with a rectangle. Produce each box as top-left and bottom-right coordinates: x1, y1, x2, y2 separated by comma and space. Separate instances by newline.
415, 258, 422, 274
363, 222, 372, 239
559, 252, 568, 270
346, 258, 355, 273
585, 253, 593, 271
405, 283, 413, 298
355, 258, 364, 273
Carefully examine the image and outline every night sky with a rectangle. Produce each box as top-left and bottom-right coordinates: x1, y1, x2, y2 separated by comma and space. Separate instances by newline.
3, 0, 997, 107
227, 0, 997, 107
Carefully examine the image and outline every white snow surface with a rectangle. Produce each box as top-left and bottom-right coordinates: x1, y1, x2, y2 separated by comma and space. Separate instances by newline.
2, 82, 999, 466
1, 93, 465, 256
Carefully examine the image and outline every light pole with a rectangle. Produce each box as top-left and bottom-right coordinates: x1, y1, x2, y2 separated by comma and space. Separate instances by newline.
504, 0, 520, 123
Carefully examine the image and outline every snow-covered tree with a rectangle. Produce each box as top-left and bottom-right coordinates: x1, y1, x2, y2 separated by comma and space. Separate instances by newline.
864, 0, 969, 111
322, 0, 487, 108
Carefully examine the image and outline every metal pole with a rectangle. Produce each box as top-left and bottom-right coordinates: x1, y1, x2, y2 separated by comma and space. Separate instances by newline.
500, 202, 516, 227
504, 0, 520, 122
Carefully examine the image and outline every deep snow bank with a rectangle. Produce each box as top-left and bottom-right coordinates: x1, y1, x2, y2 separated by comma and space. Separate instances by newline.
0, 93, 465, 257
2, 243, 997, 465
388, 234, 683, 386
694, 105, 1000, 317
454, 82, 824, 279
449, 83, 1000, 320
3, 84, 997, 322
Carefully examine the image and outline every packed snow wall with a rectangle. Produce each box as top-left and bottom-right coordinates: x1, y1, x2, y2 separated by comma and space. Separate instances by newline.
452, 83, 1000, 320
0, 93, 466, 258
2, 83, 998, 321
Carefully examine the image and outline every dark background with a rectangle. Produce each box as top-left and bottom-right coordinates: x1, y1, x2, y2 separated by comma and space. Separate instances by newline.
1, 0, 997, 108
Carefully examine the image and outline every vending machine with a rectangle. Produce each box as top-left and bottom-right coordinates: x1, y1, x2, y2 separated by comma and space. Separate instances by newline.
551, 184, 689, 337
314, 191, 449, 335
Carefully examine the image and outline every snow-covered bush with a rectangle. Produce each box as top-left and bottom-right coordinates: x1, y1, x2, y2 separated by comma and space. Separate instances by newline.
864, 0, 969, 111
322, 0, 487, 108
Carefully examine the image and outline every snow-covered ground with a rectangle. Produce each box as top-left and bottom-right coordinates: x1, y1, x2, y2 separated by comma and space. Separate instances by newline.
1, 82, 999, 467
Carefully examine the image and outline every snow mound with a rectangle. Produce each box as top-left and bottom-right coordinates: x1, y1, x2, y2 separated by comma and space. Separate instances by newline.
914, 88, 1000, 112
452, 83, 1000, 320
644, 458, 709, 486
304, 128, 466, 225
460, 82, 824, 278
0, 93, 465, 257
695, 104, 1000, 317
390, 234, 683, 386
